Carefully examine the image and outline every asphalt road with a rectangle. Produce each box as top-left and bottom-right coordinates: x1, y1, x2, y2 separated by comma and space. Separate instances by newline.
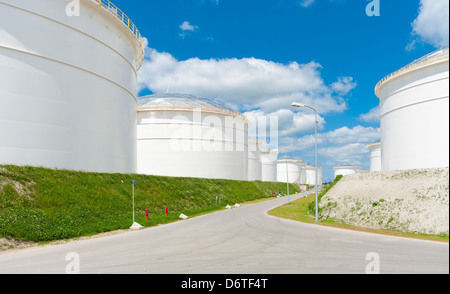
0, 193, 448, 274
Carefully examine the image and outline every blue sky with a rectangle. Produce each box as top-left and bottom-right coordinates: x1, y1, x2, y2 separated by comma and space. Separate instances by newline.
113, 0, 449, 182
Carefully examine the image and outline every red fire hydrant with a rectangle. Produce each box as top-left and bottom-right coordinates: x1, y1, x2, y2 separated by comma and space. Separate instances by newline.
145, 209, 149, 221
165, 206, 168, 217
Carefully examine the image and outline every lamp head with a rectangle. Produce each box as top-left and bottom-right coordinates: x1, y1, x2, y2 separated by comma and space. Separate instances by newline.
291, 102, 305, 108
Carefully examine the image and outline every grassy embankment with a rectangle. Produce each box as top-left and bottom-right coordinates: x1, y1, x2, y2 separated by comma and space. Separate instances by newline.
269, 176, 449, 242
0, 165, 296, 243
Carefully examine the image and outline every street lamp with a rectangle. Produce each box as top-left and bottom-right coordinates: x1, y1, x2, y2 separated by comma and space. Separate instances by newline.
132, 180, 137, 223
291, 102, 319, 223
284, 156, 290, 203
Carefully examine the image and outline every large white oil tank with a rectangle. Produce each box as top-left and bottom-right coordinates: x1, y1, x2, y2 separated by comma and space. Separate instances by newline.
368, 142, 382, 172
248, 139, 263, 181
277, 159, 302, 183
137, 93, 249, 181
305, 165, 322, 186
0, 0, 145, 173
375, 47, 449, 171
260, 149, 278, 182
334, 166, 360, 179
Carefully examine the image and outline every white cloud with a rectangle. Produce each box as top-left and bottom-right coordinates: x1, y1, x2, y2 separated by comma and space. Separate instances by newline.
197, 0, 219, 5
331, 77, 357, 96
299, 0, 315, 8
358, 105, 380, 123
408, 0, 449, 49
138, 45, 350, 116
180, 21, 198, 32
281, 125, 380, 169
318, 143, 370, 167
324, 125, 380, 145
179, 21, 199, 38
244, 108, 325, 139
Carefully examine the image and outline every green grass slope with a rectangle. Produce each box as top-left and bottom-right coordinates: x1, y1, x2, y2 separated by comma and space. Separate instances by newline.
0, 165, 296, 242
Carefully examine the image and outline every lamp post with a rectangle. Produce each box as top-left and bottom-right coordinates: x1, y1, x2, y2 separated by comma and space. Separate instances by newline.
291, 102, 319, 223
132, 180, 137, 223
284, 156, 290, 203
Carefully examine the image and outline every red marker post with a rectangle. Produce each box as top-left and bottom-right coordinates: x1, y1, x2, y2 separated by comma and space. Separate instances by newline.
145, 209, 149, 221
165, 206, 168, 217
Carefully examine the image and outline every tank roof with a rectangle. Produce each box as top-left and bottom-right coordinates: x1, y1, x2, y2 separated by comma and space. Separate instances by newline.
93, 0, 145, 69
407, 47, 449, 68
305, 165, 322, 170
375, 47, 449, 97
367, 142, 381, 149
333, 166, 360, 170
137, 93, 245, 118
277, 158, 302, 163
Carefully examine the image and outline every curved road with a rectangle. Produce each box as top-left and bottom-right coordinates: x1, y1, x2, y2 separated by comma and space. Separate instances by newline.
0, 193, 448, 274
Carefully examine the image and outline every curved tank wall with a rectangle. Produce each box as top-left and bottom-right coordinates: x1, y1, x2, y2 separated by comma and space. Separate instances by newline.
260, 149, 278, 182
375, 48, 449, 171
277, 159, 302, 183
334, 166, 360, 179
136, 94, 249, 181
0, 0, 144, 173
368, 142, 382, 172
305, 165, 322, 186
248, 139, 263, 181
296, 163, 307, 185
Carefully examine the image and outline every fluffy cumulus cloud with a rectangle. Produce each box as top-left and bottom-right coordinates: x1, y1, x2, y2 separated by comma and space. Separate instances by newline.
358, 105, 380, 123
282, 126, 380, 169
138, 43, 350, 116
331, 77, 357, 96
408, 0, 449, 49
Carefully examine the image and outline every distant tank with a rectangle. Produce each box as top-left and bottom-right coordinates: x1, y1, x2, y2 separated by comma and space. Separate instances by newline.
277, 159, 302, 183
367, 142, 382, 172
333, 166, 360, 179
136, 93, 249, 181
260, 149, 279, 182
248, 139, 263, 181
304, 165, 322, 186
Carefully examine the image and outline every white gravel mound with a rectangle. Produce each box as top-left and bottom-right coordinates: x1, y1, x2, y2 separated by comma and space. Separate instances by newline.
320, 168, 449, 236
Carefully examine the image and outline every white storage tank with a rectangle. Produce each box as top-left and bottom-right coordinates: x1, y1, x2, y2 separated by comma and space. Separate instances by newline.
0, 0, 144, 173
334, 166, 360, 179
297, 162, 307, 185
248, 139, 263, 181
367, 142, 382, 172
375, 47, 449, 171
277, 159, 302, 183
137, 93, 249, 181
260, 149, 278, 182
304, 165, 322, 186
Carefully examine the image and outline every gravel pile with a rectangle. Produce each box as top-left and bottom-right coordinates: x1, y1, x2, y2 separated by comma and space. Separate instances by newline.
320, 168, 449, 236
